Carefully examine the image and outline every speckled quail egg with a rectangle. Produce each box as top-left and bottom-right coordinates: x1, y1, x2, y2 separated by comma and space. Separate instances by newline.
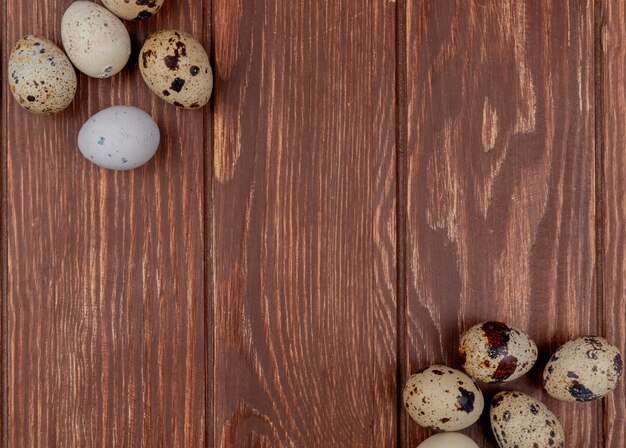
8, 35, 77, 115
102, 0, 165, 21
490, 391, 564, 448
139, 29, 213, 109
417, 432, 479, 448
403, 365, 484, 431
543, 336, 623, 402
459, 321, 538, 383
61, 1, 131, 78
78, 105, 160, 170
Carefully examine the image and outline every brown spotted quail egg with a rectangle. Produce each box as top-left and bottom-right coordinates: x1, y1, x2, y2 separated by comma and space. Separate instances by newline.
102, 0, 165, 21
139, 29, 213, 109
403, 365, 484, 431
490, 391, 564, 448
459, 321, 538, 383
61, 1, 131, 78
417, 432, 479, 448
543, 336, 623, 402
8, 35, 76, 114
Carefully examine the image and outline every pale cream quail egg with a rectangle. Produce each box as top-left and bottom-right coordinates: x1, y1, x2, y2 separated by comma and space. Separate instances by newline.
8, 35, 76, 114
139, 29, 213, 109
403, 365, 484, 431
459, 321, 538, 383
490, 391, 564, 448
102, 0, 165, 21
61, 1, 131, 78
543, 336, 623, 402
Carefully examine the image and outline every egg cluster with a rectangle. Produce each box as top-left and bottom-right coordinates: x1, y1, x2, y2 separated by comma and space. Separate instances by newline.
405, 322, 623, 448
7, 0, 213, 171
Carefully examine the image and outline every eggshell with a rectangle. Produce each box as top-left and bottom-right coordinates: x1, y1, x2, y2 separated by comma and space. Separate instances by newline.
102, 0, 165, 21
543, 336, 623, 402
459, 321, 538, 383
78, 106, 160, 170
490, 391, 564, 448
403, 365, 484, 431
139, 29, 213, 109
417, 433, 479, 448
8, 35, 77, 115
61, 1, 131, 78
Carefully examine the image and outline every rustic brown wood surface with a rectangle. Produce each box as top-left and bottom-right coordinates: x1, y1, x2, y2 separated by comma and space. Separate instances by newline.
211, 1, 397, 446
403, 1, 602, 446
1, 0, 623, 447
3, 1, 209, 446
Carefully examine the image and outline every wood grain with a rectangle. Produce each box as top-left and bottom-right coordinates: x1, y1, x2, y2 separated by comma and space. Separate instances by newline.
4, 1, 208, 446
602, 0, 626, 445
2, 0, 623, 446
404, 1, 599, 446
211, 0, 398, 446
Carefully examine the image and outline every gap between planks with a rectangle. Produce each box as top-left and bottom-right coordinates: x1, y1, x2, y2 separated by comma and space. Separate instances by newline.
594, 0, 607, 445
395, 0, 408, 447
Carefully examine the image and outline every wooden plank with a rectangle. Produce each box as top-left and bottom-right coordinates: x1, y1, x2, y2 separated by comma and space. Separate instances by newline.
603, 0, 626, 445
404, 1, 599, 446
211, 0, 398, 446
4, 1, 209, 445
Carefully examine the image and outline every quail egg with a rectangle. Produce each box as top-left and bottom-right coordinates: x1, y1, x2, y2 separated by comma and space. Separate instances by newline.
61, 1, 131, 78
78, 105, 160, 170
139, 29, 213, 109
8, 35, 76, 114
490, 391, 564, 448
102, 0, 165, 21
543, 336, 623, 402
417, 432, 479, 448
459, 321, 538, 383
403, 365, 484, 431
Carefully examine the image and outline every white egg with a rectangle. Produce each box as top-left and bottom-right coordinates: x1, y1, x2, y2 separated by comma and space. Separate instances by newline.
78, 106, 160, 170
417, 433, 478, 448
61, 1, 131, 78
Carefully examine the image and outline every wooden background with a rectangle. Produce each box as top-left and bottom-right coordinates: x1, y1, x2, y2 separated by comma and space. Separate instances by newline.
1, 0, 623, 446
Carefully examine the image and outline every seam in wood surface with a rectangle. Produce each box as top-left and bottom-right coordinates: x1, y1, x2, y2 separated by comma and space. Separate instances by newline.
1, 0, 6, 445
204, 0, 215, 446
595, 0, 606, 446
395, 0, 408, 447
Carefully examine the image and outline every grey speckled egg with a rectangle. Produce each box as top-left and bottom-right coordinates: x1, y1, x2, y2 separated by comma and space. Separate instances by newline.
102, 0, 165, 21
62, 1, 131, 78
459, 321, 538, 383
490, 391, 564, 448
403, 365, 484, 431
417, 433, 479, 448
8, 35, 77, 115
543, 336, 623, 402
78, 106, 160, 170
139, 29, 213, 109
